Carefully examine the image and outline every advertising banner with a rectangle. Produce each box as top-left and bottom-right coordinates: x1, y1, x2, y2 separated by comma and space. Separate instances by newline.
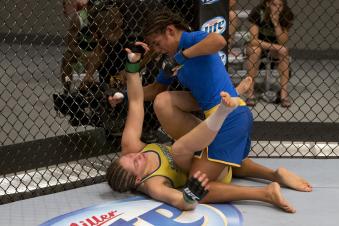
198, 0, 229, 65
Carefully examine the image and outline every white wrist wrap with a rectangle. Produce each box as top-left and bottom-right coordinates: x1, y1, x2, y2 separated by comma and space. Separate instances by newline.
205, 99, 239, 131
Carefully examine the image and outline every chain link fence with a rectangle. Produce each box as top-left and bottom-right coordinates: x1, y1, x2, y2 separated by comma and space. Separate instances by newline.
229, 0, 339, 158
0, 0, 338, 204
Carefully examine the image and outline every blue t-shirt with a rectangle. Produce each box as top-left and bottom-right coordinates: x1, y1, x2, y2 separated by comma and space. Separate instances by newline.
156, 31, 237, 111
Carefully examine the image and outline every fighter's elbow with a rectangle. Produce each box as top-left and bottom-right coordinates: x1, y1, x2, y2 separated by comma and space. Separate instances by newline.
213, 33, 227, 49
173, 199, 197, 211
121, 139, 137, 154
182, 202, 197, 211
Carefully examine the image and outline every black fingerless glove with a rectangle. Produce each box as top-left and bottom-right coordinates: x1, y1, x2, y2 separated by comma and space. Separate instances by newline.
159, 54, 181, 78
182, 176, 209, 204
125, 43, 145, 73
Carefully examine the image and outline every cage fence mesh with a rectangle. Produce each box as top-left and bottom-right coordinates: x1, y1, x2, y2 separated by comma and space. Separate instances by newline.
0, 0, 338, 204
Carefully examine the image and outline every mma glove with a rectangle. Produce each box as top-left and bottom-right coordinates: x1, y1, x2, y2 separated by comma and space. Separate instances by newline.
182, 176, 209, 204
159, 55, 181, 78
160, 49, 188, 78
125, 43, 145, 73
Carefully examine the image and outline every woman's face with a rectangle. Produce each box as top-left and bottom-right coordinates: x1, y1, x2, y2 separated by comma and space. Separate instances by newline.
268, 0, 284, 15
119, 152, 147, 178
146, 26, 179, 56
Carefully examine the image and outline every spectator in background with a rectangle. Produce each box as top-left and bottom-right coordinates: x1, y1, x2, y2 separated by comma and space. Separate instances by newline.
228, 0, 239, 47
61, 0, 125, 90
63, 0, 88, 17
245, 0, 294, 107
60, 0, 172, 141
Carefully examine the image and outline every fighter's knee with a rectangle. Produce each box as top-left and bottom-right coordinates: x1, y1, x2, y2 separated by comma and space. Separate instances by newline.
153, 91, 171, 113
171, 141, 185, 155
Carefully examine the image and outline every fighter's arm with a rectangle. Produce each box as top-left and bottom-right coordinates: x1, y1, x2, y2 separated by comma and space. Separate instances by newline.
181, 32, 226, 59
143, 82, 168, 101
142, 182, 197, 211
121, 45, 149, 154
121, 71, 147, 154
139, 171, 209, 211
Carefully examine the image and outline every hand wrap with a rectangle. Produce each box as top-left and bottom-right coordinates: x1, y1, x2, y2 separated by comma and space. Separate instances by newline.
159, 54, 181, 78
182, 176, 209, 204
125, 43, 145, 73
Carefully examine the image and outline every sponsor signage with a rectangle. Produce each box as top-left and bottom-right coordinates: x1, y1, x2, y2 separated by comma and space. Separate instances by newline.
40, 196, 243, 226
198, 0, 229, 64
201, 16, 227, 34
218, 51, 227, 65
200, 0, 220, 5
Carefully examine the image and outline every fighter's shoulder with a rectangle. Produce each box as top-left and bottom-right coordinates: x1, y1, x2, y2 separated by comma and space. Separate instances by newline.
140, 176, 172, 193
185, 30, 208, 39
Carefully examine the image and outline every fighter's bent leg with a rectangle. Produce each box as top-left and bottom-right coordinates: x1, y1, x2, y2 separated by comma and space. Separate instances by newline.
189, 151, 225, 181
233, 158, 312, 192
154, 91, 201, 140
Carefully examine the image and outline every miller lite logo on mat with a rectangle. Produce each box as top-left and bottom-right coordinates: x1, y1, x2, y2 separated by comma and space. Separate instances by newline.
201, 17, 227, 34
40, 196, 243, 226
200, 0, 220, 5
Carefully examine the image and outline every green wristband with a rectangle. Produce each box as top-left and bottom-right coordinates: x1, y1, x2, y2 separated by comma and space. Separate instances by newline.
125, 62, 141, 73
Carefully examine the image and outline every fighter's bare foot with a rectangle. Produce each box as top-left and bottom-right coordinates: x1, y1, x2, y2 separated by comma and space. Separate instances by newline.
220, 91, 241, 108
275, 167, 312, 192
266, 182, 296, 213
236, 77, 252, 96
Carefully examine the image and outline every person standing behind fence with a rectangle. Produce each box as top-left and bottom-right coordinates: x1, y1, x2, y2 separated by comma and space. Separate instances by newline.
245, 0, 294, 107
61, 0, 125, 89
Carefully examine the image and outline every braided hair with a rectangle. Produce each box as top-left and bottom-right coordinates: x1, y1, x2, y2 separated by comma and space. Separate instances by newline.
142, 8, 191, 38
106, 159, 137, 192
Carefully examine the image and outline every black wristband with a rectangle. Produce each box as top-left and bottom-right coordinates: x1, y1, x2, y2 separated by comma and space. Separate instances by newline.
174, 49, 188, 65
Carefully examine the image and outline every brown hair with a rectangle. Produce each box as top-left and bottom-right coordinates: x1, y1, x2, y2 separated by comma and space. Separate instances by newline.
106, 159, 137, 192
142, 8, 190, 38
89, 6, 123, 44
261, 0, 294, 30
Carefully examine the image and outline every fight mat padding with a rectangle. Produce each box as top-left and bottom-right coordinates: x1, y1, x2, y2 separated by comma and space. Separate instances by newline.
0, 159, 338, 226
39, 196, 243, 226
